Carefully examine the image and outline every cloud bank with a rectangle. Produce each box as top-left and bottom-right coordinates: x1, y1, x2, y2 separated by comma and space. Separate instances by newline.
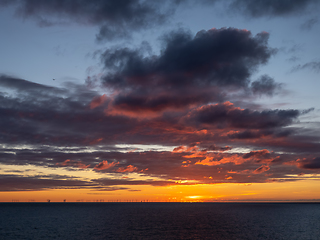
0, 0, 319, 192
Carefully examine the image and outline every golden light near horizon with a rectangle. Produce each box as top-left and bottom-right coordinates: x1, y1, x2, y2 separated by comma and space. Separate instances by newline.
2, 179, 320, 203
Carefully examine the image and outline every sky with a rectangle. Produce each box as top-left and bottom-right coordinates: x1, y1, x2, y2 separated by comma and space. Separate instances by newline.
0, 0, 320, 202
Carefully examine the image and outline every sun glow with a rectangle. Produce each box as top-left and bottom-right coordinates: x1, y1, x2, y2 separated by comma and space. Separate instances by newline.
1, 180, 320, 202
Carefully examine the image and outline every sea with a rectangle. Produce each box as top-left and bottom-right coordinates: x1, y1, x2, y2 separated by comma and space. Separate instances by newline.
0, 202, 319, 240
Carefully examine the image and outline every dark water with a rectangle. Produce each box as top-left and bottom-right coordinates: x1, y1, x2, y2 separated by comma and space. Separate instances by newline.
0, 202, 320, 240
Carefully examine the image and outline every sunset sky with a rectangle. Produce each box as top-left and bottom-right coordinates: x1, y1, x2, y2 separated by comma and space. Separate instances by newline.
0, 0, 320, 202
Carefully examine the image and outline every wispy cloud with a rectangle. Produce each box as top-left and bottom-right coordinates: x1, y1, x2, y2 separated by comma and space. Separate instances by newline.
291, 61, 320, 73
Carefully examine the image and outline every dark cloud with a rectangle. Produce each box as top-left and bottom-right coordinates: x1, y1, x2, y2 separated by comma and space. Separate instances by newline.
299, 157, 320, 169
93, 178, 176, 187
251, 75, 282, 96
90, 186, 130, 191
2, 0, 320, 42
103, 28, 273, 88
0, 0, 168, 40
227, 128, 295, 140
228, 127, 294, 139
0, 75, 63, 93
229, 0, 320, 17
0, 75, 319, 187
228, 130, 267, 139
0, 75, 143, 146
243, 149, 271, 159
186, 101, 304, 129
101, 28, 275, 112
253, 165, 270, 174
0, 174, 93, 191
204, 144, 232, 151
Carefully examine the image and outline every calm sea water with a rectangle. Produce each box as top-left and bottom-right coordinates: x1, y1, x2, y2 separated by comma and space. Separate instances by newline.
0, 202, 319, 240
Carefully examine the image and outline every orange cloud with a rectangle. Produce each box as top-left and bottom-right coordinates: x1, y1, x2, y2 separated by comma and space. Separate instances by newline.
56, 159, 89, 169
195, 153, 247, 166
172, 145, 200, 154
194, 101, 242, 112
227, 169, 251, 174
116, 165, 138, 173
89, 138, 103, 145
105, 107, 161, 119
253, 165, 270, 174
90, 94, 108, 109
195, 156, 220, 166
94, 160, 118, 170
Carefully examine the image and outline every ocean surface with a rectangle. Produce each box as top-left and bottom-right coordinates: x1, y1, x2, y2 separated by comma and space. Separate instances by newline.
0, 202, 319, 240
